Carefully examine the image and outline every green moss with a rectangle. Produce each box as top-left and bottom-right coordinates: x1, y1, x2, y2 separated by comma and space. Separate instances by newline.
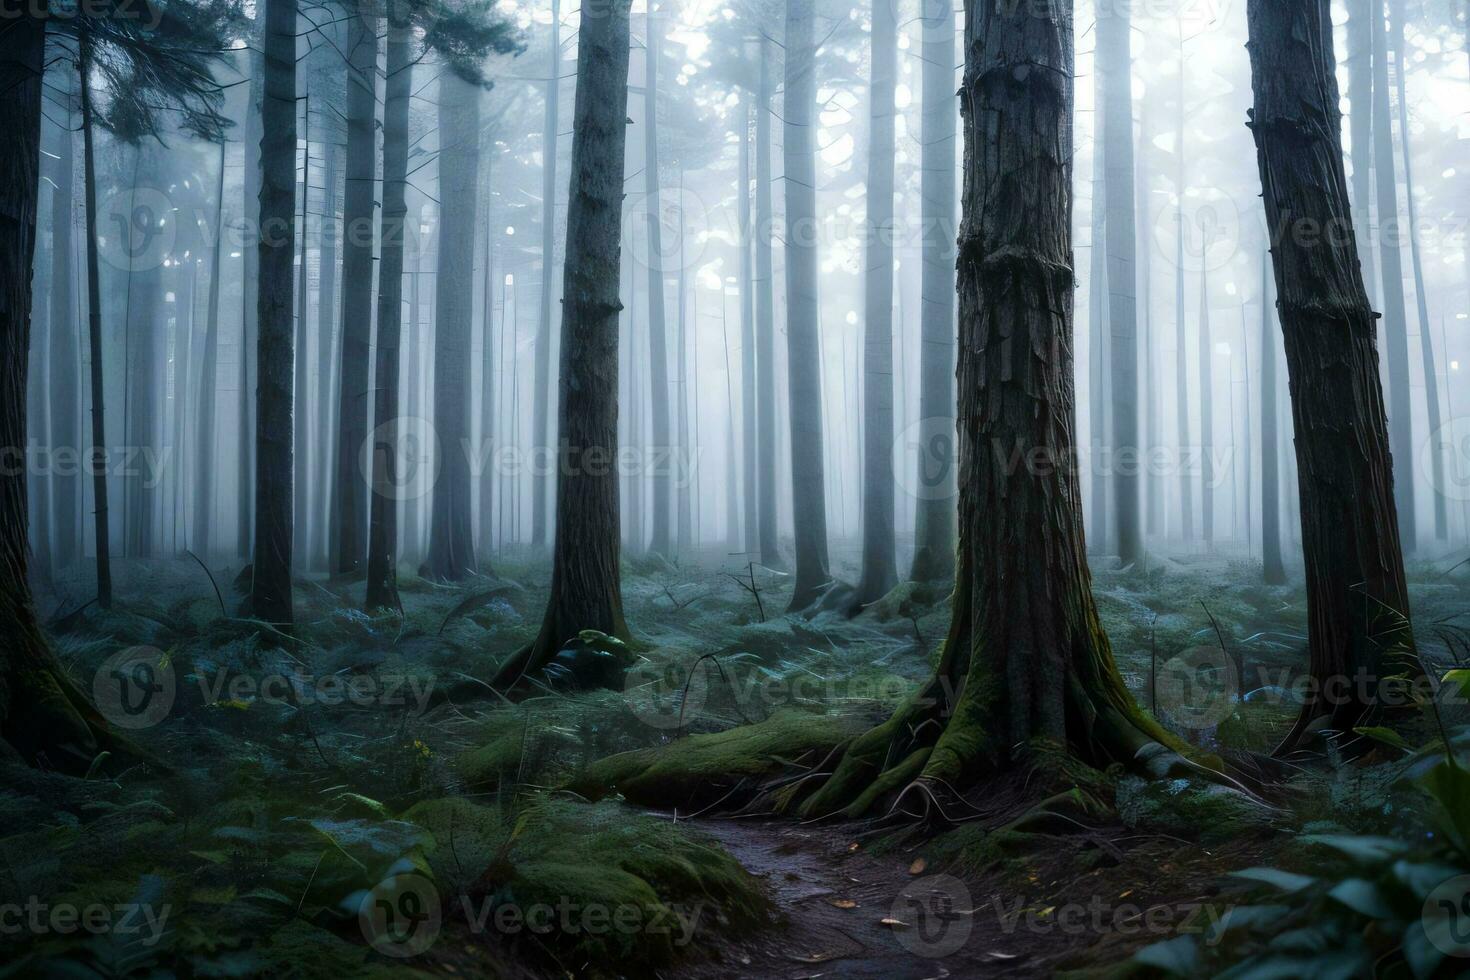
568, 709, 863, 810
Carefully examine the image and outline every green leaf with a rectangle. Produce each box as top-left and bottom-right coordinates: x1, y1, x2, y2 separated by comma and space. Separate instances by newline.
1419, 760, 1470, 855
1352, 726, 1410, 752
1441, 669, 1470, 706
1326, 878, 1394, 919
1301, 834, 1410, 863
1402, 920, 1446, 980
1230, 867, 1318, 893
1133, 935, 1199, 976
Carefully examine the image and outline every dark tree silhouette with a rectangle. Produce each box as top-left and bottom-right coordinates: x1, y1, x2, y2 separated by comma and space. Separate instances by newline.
1244, 0, 1420, 754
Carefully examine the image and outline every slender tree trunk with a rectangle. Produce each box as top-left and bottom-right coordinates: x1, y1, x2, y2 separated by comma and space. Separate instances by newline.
1260, 251, 1286, 584
738, 96, 758, 558
783, 0, 830, 611
677, 171, 694, 552
792, 0, 1189, 821
49, 82, 81, 569
1370, 0, 1416, 549
292, 100, 312, 566
1390, 0, 1445, 542
850, 0, 899, 608
238, 23, 264, 558
491, 0, 632, 689
755, 39, 780, 570
195, 140, 227, 556
1099, 0, 1141, 565
910, 0, 957, 583
532, 0, 560, 550
425, 72, 482, 581
1347, 0, 1379, 303
1, 11, 135, 770
1088, 68, 1109, 554
333, 7, 378, 577
78, 33, 113, 609
1138, 99, 1161, 539
1245, 0, 1420, 753
314, 139, 340, 568
248, 0, 298, 626
1173, 34, 1193, 544
641, 2, 672, 557
1199, 260, 1214, 549
364, 20, 412, 611
478, 161, 495, 557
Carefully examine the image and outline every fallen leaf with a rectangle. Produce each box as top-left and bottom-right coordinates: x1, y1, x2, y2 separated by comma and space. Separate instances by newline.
828, 898, 858, 909
880, 918, 910, 929
909, 857, 927, 875
848, 842, 861, 852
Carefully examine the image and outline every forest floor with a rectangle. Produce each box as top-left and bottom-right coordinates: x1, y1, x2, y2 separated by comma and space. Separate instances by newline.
6, 543, 1470, 978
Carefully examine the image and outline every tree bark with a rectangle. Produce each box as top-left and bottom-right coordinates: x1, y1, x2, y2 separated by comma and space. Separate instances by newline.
195, 139, 227, 556
364, 20, 413, 612
490, 0, 633, 690
424, 72, 483, 582
1098, 0, 1140, 565
532, 0, 561, 550
78, 32, 113, 608
739, 96, 758, 559
238, 22, 264, 558
49, 81, 81, 569
851, 0, 899, 609
641, 2, 673, 558
247, 0, 298, 627
1245, 0, 1420, 754
1260, 250, 1286, 584
755, 38, 780, 571
909, 0, 957, 583
782, 0, 830, 611
333, 7, 378, 577
314, 138, 340, 568
789, 0, 1189, 821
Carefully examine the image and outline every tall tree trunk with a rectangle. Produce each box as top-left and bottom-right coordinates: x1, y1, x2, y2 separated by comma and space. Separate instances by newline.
782, 0, 830, 611
491, 0, 632, 690
195, 140, 227, 556
1, 11, 135, 770
314, 139, 340, 568
755, 38, 780, 570
49, 81, 81, 569
1346, 0, 1379, 303
478, 166, 495, 556
78, 34, 113, 608
641, 2, 673, 558
1245, 0, 1420, 754
425, 72, 482, 582
1260, 251, 1286, 584
789, 0, 1189, 821
364, 19, 412, 612
249, 0, 298, 627
851, 0, 899, 609
1199, 260, 1214, 549
1088, 66, 1109, 554
532, 0, 560, 550
238, 23, 264, 558
1173, 34, 1193, 544
1138, 99, 1161, 539
1370, 0, 1416, 549
738, 96, 758, 558
909, 0, 957, 583
1391, 0, 1445, 542
1098, 0, 1141, 565
292, 100, 312, 566
677, 171, 694, 552
333, 6, 378, 577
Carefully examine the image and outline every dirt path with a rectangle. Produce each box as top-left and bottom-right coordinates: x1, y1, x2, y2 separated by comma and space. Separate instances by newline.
676, 817, 1044, 979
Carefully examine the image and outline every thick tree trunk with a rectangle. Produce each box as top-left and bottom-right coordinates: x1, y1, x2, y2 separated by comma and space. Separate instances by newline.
1098, 0, 1140, 565
1370, 0, 1416, 549
424, 73, 482, 582
755, 39, 780, 570
642, 3, 673, 557
247, 0, 298, 627
1245, 0, 1420, 754
909, 0, 957, 583
782, 0, 830, 611
1259, 251, 1286, 584
195, 140, 227, 556
364, 21, 413, 612
78, 35, 113, 608
851, 0, 899, 609
2, 10, 134, 771
49, 84, 81, 569
333, 8, 378, 577
790, 0, 1188, 821
490, 0, 632, 691
532, 0, 560, 550
1391, 0, 1445, 542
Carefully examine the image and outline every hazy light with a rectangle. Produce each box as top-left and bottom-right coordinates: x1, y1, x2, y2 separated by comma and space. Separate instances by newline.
504, 274, 514, 286
1453, 361, 1461, 372
505, 225, 515, 235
